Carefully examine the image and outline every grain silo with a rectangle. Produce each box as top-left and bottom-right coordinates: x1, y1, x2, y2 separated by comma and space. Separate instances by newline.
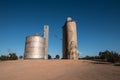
24, 26, 49, 59
62, 17, 79, 59
24, 35, 45, 59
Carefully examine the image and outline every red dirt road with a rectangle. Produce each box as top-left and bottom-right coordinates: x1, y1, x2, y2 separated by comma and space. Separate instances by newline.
0, 60, 120, 80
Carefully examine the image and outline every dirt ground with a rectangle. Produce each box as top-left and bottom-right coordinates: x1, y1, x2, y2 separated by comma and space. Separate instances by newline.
0, 60, 120, 80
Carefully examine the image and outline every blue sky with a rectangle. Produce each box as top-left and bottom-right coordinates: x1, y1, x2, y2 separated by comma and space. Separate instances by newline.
0, 0, 120, 58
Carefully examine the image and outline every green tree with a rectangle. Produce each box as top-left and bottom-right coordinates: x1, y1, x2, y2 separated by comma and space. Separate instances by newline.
19, 55, 23, 59
55, 54, 60, 59
8, 53, 18, 60
99, 50, 120, 63
0, 55, 8, 61
48, 54, 52, 59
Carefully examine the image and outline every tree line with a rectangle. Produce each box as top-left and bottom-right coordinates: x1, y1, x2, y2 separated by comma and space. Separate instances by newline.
82, 50, 120, 63
0, 53, 60, 61
48, 54, 60, 59
2, 50, 119, 63
0, 53, 18, 61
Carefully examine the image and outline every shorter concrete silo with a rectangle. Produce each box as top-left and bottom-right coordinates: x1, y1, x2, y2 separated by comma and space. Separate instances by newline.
24, 35, 45, 59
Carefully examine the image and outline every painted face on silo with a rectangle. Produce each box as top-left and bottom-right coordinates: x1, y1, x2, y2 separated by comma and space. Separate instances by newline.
66, 21, 77, 49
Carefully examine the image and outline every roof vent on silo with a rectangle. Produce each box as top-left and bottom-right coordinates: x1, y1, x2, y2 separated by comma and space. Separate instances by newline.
67, 17, 72, 22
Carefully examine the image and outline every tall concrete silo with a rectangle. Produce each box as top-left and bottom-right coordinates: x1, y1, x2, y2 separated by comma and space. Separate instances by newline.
24, 35, 45, 59
62, 17, 79, 59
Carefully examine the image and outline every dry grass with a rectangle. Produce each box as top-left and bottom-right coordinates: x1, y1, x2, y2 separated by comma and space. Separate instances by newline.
0, 60, 120, 80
